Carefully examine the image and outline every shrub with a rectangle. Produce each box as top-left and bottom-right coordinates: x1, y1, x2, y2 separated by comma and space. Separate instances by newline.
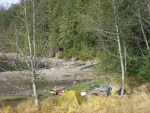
57, 51, 65, 59
127, 57, 150, 82
79, 47, 96, 60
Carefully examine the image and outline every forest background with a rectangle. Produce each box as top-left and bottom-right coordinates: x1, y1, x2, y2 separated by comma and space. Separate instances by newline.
0, 0, 149, 93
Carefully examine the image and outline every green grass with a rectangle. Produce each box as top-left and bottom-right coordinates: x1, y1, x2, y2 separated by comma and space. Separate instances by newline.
0, 96, 27, 102
0, 77, 115, 107
0, 96, 28, 107
71, 79, 108, 91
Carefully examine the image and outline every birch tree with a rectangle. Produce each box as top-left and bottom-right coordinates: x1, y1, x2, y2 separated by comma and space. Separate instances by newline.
112, 1, 125, 96
80, 0, 127, 96
6, 0, 49, 107
137, 9, 150, 50
18, 0, 39, 106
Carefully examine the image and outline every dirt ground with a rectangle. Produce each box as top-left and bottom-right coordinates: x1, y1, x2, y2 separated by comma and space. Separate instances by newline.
0, 58, 100, 96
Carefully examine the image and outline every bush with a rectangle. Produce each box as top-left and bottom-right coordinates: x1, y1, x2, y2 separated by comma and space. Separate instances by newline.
0, 61, 28, 72
127, 57, 150, 82
57, 51, 65, 59
64, 48, 79, 60
78, 47, 96, 60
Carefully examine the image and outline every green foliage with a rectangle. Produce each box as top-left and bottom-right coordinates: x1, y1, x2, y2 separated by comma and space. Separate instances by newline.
0, 0, 149, 83
0, 61, 28, 72
0, 96, 27, 102
36, 76, 50, 90
57, 51, 65, 58
127, 57, 150, 82
78, 47, 96, 61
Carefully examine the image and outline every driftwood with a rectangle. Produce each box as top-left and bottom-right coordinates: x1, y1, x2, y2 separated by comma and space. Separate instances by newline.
70, 63, 86, 68
80, 63, 99, 70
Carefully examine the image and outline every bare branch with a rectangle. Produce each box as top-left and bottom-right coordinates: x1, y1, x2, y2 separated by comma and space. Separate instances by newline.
92, 27, 118, 36
9, 11, 25, 23
36, 13, 49, 25
100, 38, 120, 58
137, 9, 150, 50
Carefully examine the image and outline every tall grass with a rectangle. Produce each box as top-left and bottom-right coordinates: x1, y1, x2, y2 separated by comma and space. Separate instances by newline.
0, 90, 150, 113
0, 80, 149, 113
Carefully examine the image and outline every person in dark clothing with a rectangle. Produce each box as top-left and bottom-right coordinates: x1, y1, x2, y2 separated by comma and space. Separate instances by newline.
106, 87, 112, 96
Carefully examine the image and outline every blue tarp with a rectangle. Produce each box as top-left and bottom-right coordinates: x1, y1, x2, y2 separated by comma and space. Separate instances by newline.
88, 84, 108, 91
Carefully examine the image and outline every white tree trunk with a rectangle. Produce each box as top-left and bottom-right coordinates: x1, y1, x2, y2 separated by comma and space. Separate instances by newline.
123, 41, 127, 72
32, 0, 39, 106
24, 0, 39, 106
113, 4, 125, 97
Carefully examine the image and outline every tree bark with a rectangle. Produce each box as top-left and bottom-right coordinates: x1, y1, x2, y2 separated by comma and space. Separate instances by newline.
32, 0, 39, 107
24, 0, 39, 106
113, 3, 125, 97
138, 9, 150, 50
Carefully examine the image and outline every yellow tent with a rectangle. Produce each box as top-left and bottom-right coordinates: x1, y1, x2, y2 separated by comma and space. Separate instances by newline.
57, 90, 86, 107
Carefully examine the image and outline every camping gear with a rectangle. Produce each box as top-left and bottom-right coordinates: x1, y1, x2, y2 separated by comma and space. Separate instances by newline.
80, 90, 86, 96
58, 90, 65, 96
49, 89, 65, 96
57, 90, 86, 107
106, 87, 112, 96
106, 85, 122, 96
92, 93, 99, 96
89, 84, 108, 91
49, 89, 57, 94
